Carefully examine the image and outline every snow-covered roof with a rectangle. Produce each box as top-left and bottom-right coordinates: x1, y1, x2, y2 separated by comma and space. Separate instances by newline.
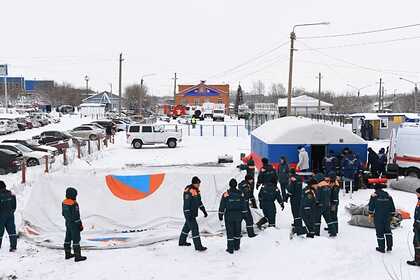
277, 95, 333, 108
350, 113, 420, 120
252, 116, 366, 144
80, 103, 106, 107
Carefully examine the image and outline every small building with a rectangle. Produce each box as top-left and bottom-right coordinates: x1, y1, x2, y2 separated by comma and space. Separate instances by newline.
79, 103, 106, 118
82, 91, 121, 112
249, 116, 367, 172
176, 81, 230, 114
254, 103, 278, 116
277, 95, 333, 116
350, 113, 420, 140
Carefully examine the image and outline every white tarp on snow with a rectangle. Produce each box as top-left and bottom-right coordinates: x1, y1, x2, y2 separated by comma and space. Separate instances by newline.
252, 116, 367, 144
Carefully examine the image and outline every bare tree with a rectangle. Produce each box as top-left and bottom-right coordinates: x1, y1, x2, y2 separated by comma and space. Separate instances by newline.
124, 83, 149, 113
252, 80, 265, 95
268, 83, 286, 103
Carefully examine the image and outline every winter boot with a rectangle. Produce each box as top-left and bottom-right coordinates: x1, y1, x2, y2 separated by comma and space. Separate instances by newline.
408, 247, 420, 265
376, 237, 385, 253
178, 231, 189, 246
385, 233, 393, 252
178, 242, 191, 246
73, 245, 87, 262
376, 247, 385, 253
246, 225, 257, 238
193, 236, 207, 251
226, 248, 234, 254
256, 217, 267, 230
306, 233, 315, 238
64, 244, 74, 259
233, 239, 240, 251
9, 234, 17, 252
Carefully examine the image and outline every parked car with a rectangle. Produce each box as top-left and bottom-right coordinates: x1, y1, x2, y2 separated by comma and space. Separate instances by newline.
91, 120, 117, 132
31, 113, 49, 126
30, 118, 42, 128
0, 149, 22, 174
68, 126, 105, 140
0, 119, 19, 133
82, 123, 106, 132
32, 130, 72, 153
0, 143, 55, 166
16, 117, 29, 130
126, 124, 182, 149
0, 120, 8, 135
2, 139, 59, 156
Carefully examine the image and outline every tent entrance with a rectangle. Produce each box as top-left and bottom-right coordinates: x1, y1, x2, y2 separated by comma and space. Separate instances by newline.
311, 145, 326, 173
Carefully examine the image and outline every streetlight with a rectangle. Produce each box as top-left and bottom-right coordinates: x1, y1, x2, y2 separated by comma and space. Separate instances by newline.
139, 73, 156, 114
287, 22, 330, 116
399, 77, 419, 112
84, 75, 89, 99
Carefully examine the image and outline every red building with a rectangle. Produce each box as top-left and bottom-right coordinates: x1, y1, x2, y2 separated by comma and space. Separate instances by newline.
175, 81, 230, 114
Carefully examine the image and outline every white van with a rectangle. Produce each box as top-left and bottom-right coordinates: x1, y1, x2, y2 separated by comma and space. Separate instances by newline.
388, 123, 420, 178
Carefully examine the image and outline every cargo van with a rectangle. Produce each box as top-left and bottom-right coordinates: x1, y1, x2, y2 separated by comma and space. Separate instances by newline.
387, 123, 420, 178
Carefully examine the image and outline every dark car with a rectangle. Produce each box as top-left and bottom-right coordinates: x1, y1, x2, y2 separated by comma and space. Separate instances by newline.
0, 149, 22, 174
32, 130, 72, 153
91, 120, 117, 132
2, 139, 58, 156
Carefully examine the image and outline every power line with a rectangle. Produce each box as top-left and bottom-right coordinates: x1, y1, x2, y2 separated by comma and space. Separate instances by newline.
207, 41, 289, 80
298, 23, 420, 39
235, 56, 289, 80
298, 35, 420, 51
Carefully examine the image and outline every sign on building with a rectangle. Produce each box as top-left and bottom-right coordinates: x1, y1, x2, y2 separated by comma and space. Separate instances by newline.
0, 64, 8, 76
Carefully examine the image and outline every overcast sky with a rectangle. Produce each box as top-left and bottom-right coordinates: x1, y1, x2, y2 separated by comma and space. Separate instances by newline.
2, 0, 420, 97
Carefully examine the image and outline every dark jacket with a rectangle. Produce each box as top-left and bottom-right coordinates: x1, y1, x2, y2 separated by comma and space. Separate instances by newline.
315, 182, 332, 211
286, 175, 302, 202
301, 186, 316, 212
258, 183, 283, 211
322, 155, 337, 174
368, 149, 380, 173
414, 199, 420, 231
277, 162, 289, 183
62, 198, 82, 228
238, 180, 256, 203
183, 185, 206, 219
0, 189, 16, 216
218, 188, 247, 221
257, 164, 278, 187
368, 189, 396, 222
341, 156, 359, 179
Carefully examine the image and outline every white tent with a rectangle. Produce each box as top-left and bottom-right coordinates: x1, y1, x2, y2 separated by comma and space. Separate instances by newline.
277, 95, 333, 116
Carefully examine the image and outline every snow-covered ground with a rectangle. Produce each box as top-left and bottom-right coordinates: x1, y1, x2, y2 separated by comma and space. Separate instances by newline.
0, 116, 419, 280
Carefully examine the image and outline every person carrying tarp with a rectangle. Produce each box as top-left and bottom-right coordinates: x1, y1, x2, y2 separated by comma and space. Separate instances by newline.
256, 177, 284, 229
368, 183, 396, 253
313, 174, 337, 237
62, 187, 87, 262
219, 179, 248, 254
300, 178, 317, 238
0, 181, 17, 252
287, 169, 306, 236
277, 156, 289, 202
238, 174, 257, 238
179, 176, 208, 251
407, 187, 420, 266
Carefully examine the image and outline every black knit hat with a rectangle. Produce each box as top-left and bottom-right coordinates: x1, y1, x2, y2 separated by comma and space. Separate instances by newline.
416, 187, 420, 194
0, 180, 6, 190
65, 187, 78, 200
261, 158, 269, 165
245, 174, 253, 181
229, 179, 237, 188
192, 176, 201, 184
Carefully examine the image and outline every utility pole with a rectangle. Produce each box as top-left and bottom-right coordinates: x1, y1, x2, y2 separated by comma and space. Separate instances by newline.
317, 72, 322, 113
173, 72, 178, 104
84, 75, 89, 100
118, 53, 123, 116
109, 83, 113, 93
139, 78, 144, 114
287, 32, 296, 116
381, 86, 385, 112
415, 84, 418, 113
377, 78, 382, 113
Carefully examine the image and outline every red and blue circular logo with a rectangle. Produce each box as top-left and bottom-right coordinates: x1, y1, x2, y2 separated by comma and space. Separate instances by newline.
105, 174, 165, 201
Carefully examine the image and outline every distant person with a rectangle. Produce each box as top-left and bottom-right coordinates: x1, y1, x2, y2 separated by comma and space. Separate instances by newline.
246, 158, 256, 190
367, 121, 374, 141
191, 116, 197, 129
0, 181, 17, 252
368, 148, 380, 178
297, 146, 309, 172
277, 156, 289, 202
368, 183, 396, 253
322, 150, 338, 175
219, 179, 247, 254
378, 148, 387, 176
341, 150, 356, 193
238, 175, 257, 238
407, 187, 420, 266
62, 187, 87, 262
179, 176, 208, 251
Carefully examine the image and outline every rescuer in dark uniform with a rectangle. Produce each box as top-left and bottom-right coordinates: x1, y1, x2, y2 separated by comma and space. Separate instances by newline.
328, 172, 340, 234
179, 176, 208, 251
313, 176, 336, 237
219, 179, 248, 254
287, 169, 306, 236
62, 187, 87, 262
277, 156, 289, 202
301, 179, 317, 238
238, 174, 257, 238
368, 184, 396, 253
407, 187, 420, 266
257, 158, 278, 190
0, 181, 17, 252
256, 177, 284, 229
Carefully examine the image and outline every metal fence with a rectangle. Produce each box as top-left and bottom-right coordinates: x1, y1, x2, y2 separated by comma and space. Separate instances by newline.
245, 114, 278, 131
181, 124, 250, 137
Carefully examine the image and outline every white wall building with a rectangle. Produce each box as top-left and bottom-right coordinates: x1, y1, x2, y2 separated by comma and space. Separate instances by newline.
79, 103, 106, 119
278, 95, 333, 116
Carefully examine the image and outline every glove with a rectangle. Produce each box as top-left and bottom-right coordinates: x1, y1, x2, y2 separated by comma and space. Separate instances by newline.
202, 209, 208, 218
251, 199, 257, 209
368, 214, 373, 224
79, 223, 84, 232
280, 203, 285, 211
256, 184, 260, 190
218, 214, 223, 221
